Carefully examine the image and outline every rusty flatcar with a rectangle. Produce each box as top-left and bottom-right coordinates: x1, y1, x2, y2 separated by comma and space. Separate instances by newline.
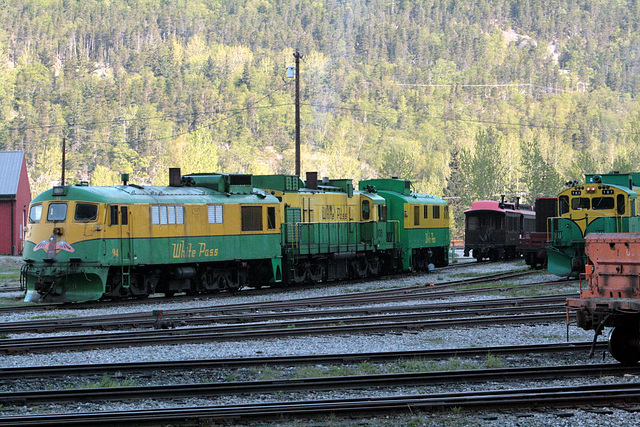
566, 231, 640, 364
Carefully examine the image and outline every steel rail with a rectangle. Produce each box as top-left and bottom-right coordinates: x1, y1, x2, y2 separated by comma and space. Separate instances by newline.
0, 341, 605, 379
1, 382, 640, 425
0, 269, 538, 314
0, 293, 573, 334
3, 364, 637, 406
0, 311, 572, 354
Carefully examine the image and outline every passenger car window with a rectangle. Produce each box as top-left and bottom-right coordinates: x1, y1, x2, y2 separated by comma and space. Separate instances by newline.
467, 215, 479, 231
47, 203, 67, 221
75, 204, 98, 222
29, 205, 42, 222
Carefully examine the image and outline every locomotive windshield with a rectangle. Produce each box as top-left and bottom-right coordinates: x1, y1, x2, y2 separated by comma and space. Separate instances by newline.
571, 197, 590, 210
47, 203, 67, 221
591, 197, 614, 210
29, 204, 42, 222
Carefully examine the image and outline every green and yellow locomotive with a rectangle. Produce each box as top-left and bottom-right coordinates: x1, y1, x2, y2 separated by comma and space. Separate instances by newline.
23, 172, 282, 302
22, 170, 450, 303
547, 172, 640, 277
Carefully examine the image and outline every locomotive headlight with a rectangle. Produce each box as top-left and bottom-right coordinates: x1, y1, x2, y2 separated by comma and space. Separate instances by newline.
52, 186, 67, 196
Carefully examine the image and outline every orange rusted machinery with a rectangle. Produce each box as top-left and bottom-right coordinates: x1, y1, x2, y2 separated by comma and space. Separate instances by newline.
566, 232, 640, 364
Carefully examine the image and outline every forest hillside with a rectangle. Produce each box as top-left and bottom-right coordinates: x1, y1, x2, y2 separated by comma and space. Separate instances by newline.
1, 0, 639, 235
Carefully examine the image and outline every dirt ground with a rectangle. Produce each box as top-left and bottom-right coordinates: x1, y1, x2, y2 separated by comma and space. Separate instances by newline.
0, 256, 23, 271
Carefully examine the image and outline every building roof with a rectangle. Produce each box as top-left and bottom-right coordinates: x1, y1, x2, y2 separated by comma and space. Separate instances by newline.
0, 151, 25, 196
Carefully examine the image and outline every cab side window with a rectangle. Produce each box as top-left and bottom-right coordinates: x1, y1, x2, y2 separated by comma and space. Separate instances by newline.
110, 205, 119, 226
617, 195, 626, 215
75, 204, 98, 222
362, 201, 370, 220
559, 195, 570, 215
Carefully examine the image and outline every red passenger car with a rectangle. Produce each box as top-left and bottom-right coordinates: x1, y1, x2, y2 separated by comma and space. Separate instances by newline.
464, 196, 535, 261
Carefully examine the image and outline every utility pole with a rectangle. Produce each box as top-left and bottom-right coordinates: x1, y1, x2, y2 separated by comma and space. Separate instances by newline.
293, 49, 303, 177
61, 137, 66, 186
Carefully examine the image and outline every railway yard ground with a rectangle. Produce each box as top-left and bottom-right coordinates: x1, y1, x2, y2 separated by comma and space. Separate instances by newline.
1, 252, 639, 426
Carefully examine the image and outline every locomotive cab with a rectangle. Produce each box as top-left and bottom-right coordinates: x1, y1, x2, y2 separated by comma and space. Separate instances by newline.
23, 186, 112, 303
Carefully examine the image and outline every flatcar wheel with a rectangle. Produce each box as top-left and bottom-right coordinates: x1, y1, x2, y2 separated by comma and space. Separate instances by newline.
609, 326, 640, 365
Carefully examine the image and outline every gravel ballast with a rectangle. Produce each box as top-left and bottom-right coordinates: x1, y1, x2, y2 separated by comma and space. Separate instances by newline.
1, 258, 636, 425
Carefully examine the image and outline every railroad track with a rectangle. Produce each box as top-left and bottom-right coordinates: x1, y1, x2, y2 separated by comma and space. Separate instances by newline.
0, 341, 608, 379
3, 363, 636, 406
0, 293, 574, 334
0, 267, 541, 315
2, 382, 640, 425
0, 310, 573, 354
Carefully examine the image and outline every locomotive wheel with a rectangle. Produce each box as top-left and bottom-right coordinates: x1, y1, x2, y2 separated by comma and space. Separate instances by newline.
609, 326, 640, 365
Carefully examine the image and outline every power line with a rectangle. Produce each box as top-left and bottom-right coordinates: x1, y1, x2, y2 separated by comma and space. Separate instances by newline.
305, 103, 588, 133
396, 82, 568, 93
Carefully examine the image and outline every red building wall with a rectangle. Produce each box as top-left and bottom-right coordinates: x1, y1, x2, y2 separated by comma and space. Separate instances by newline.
0, 159, 31, 255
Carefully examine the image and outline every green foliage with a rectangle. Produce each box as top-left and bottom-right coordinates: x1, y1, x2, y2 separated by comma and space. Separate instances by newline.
0, 0, 637, 232
459, 128, 508, 204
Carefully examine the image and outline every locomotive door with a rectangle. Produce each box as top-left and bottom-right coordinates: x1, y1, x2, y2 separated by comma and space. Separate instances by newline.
109, 204, 133, 288
285, 207, 301, 248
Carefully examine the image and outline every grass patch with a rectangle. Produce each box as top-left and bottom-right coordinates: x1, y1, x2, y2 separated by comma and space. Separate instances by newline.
251, 365, 279, 381
72, 375, 136, 389
484, 353, 506, 369
291, 355, 510, 380
396, 355, 506, 373
294, 362, 382, 378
